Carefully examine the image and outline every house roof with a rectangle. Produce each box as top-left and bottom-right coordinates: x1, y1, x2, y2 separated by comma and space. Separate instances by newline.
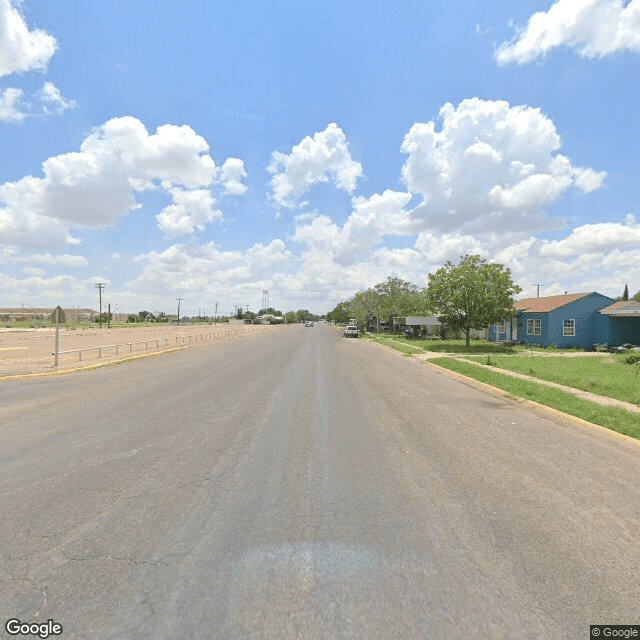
514, 293, 594, 313
393, 316, 440, 326
599, 300, 640, 316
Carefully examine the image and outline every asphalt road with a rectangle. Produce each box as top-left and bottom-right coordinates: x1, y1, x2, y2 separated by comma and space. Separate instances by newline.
1, 323, 639, 639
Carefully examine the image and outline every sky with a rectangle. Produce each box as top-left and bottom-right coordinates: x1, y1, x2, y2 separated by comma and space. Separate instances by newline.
1, 0, 639, 317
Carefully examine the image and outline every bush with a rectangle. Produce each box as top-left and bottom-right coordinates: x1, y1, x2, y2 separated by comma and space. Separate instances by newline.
621, 352, 640, 365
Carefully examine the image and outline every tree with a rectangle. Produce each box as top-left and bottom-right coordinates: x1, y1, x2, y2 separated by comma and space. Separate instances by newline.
623, 284, 629, 301
373, 277, 423, 327
424, 254, 522, 346
327, 301, 351, 325
348, 291, 373, 329
138, 310, 156, 322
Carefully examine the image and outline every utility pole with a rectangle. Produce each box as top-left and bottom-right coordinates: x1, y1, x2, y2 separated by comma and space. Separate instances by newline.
214, 302, 218, 322
95, 282, 106, 328
176, 297, 183, 325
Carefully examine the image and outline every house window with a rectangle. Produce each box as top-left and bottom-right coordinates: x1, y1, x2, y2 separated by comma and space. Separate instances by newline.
527, 319, 541, 336
498, 321, 507, 335
563, 319, 575, 336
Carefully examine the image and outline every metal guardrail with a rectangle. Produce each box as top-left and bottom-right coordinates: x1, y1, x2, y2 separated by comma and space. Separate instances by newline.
53, 338, 171, 363
174, 329, 247, 344
52, 328, 253, 366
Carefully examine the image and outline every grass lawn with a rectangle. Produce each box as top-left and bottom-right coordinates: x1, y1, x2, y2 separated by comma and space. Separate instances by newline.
364, 333, 425, 355
465, 354, 640, 406
429, 358, 640, 440
365, 335, 518, 354
420, 338, 518, 354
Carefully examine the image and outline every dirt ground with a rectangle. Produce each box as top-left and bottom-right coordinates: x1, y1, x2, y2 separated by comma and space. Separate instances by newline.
0, 322, 280, 377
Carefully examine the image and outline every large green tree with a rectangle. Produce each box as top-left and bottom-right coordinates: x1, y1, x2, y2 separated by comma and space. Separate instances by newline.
373, 277, 423, 326
327, 276, 425, 330
327, 301, 352, 325
424, 254, 522, 346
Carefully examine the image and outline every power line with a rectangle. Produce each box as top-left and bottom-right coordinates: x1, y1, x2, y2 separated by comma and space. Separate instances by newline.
95, 282, 106, 328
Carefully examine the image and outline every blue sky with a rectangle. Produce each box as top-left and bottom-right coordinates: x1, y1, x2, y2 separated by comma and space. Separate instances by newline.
1, 0, 639, 317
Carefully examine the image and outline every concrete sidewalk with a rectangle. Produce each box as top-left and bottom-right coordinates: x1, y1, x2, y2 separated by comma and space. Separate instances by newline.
415, 352, 640, 414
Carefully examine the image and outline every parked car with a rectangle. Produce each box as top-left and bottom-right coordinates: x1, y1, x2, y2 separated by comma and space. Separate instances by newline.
344, 325, 358, 338
304, 320, 314, 327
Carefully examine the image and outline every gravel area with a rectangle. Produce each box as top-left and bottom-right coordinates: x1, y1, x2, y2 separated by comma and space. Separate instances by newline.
0, 323, 279, 377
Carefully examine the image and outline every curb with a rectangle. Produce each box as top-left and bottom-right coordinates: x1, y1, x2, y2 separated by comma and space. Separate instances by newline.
0, 331, 256, 381
420, 359, 640, 450
0, 346, 184, 381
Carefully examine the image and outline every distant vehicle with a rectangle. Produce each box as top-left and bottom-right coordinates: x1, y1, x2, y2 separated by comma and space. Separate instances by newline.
305, 320, 314, 327
344, 324, 358, 338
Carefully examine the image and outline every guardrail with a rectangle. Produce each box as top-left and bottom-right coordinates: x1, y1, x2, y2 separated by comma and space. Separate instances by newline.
53, 338, 171, 364
174, 329, 248, 344
52, 328, 254, 367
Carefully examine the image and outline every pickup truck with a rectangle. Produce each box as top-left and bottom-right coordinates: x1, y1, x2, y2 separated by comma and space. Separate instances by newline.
344, 324, 359, 338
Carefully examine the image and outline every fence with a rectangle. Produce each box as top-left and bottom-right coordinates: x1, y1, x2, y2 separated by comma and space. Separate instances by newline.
52, 328, 254, 367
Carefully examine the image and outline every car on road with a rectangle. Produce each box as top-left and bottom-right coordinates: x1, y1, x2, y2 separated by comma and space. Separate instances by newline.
344, 324, 358, 338
305, 320, 314, 327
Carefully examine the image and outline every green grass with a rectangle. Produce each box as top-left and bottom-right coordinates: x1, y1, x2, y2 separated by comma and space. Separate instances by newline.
366, 335, 522, 354
364, 333, 425, 355
429, 357, 640, 440
465, 353, 640, 406
420, 339, 518, 354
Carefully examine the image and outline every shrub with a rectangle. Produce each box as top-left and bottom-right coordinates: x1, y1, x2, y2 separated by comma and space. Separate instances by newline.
621, 352, 640, 365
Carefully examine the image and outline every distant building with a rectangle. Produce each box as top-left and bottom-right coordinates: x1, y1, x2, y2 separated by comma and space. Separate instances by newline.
393, 316, 442, 337
0, 307, 96, 323
488, 292, 640, 349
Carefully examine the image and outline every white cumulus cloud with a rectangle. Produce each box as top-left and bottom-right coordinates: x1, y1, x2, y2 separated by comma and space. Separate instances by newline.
156, 187, 221, 237
401, 98, 606, 234
0, 86, 24, 121
218, 158, 248, 196
268, 123, 363, 209
39, 81, 77, 115
0, 116, 247, 248
0, 0, 57, 77
129, 239, 292, 300
537, 213, 640, 257
495, 0, 640, 64
0, 82, 76, 122
291, 190, 417, 267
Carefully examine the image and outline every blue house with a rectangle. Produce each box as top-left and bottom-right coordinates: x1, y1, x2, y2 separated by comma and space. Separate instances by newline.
489, 292, 640, 349
598, 299, 640, 346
